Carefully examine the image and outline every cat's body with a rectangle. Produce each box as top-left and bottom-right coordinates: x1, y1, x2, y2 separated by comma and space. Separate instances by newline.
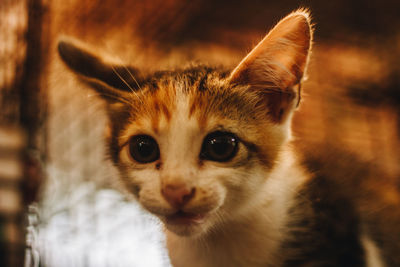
57, 10, 400, 267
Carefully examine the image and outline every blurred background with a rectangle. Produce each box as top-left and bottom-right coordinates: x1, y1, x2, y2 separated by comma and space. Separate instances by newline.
1, 0, 400, 266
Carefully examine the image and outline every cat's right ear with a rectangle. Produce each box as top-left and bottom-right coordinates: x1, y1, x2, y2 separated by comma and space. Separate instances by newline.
229, 9, 313, 123
58, 40, 142, 102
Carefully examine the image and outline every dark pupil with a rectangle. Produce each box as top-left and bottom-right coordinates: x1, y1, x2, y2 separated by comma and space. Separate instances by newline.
129, 135, 159, 163
137, 140, 154, 157
202, 132, 238, 162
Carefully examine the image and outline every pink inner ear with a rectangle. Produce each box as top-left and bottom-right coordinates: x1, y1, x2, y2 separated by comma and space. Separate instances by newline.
229, 10, 312, 123
261, 89, 297, 123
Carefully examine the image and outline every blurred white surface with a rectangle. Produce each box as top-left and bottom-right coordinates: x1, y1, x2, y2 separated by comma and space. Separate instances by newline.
34, 179, 171, 267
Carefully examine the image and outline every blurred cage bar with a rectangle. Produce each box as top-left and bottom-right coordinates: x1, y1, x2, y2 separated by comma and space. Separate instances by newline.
0, 1, 26, 266
0, 126, 25, 267
0, 0, 46, 266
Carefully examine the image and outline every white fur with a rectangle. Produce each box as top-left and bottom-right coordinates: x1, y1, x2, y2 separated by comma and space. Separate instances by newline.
167, 148, 309, 267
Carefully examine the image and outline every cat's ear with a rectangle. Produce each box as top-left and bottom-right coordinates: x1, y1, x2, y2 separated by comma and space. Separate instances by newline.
58, 39, 142, 102
229, 9, 312, 123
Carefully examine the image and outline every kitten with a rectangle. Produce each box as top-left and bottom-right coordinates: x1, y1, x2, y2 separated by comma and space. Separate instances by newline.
57, 9, 400, 267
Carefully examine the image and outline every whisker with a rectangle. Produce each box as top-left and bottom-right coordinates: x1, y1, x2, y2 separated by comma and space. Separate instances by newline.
88, 92, 135, 108
111, 66, 136, 94
111, 66, 148, 109
112, 55, 147, 99
123, 65, 142, 91
111, 62, 152, 118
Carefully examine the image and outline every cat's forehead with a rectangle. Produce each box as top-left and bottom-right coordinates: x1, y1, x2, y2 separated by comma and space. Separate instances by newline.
117, 66, 260, 144
144, 65, 228, 91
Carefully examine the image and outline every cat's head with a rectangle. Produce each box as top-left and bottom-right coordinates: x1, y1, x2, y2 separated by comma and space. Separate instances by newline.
58, 10, 312, 237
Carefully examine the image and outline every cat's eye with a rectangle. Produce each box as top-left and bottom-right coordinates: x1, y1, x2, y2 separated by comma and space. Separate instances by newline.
201, 131, 239, 162
129, 135, 160, 163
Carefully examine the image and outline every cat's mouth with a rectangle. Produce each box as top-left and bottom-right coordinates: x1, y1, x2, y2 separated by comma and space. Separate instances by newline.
165, 210, 205, 225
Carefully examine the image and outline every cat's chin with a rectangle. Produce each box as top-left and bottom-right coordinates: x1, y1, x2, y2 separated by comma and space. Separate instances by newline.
161, 211, 209, 236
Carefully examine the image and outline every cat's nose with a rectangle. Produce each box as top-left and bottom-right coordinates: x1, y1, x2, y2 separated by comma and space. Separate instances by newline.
161, 183, 196, 208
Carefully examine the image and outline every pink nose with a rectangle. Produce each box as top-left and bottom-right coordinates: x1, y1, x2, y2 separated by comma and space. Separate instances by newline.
161, 183, 196, 208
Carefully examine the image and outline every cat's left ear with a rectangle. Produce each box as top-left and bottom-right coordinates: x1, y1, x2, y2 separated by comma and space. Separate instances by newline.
229, 9, 313, 123
57, 39, 143, 103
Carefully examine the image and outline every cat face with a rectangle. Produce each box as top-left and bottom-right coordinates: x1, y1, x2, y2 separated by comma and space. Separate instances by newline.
107, 68, 290, 236
58, 10, 312, 237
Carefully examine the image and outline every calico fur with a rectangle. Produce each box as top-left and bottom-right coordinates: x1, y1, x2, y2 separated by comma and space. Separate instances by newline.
57, 9, 399, 267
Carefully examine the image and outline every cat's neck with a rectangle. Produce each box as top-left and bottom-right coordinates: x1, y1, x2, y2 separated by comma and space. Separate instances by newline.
166, 146, 310, 267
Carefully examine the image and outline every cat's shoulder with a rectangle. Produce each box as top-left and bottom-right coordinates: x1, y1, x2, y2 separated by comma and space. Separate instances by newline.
283, 142, 400, 266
